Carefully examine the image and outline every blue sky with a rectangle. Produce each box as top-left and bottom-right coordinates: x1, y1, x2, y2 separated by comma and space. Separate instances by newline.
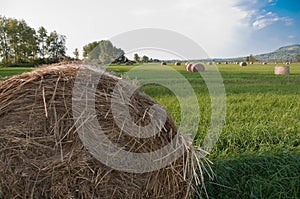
1, 0, 299, 59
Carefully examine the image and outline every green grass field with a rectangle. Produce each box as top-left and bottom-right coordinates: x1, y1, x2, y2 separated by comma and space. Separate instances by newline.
1, 63, 299, 198
0, 66, 34, 79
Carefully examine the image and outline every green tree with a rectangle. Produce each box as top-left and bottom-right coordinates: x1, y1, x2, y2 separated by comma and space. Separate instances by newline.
295, 54, 300, 62
142, 55, 149, 63
73, 48, 79, 60
83, 41, 100, 60
134, 53, 140, 63
83, 40, 124, 64
0, 16, 67, 65
0, 17, 38, 64
246, 54, 256, 62
37, 26, 48, 59
46, 31, 66, 60
0, 16, 10, 63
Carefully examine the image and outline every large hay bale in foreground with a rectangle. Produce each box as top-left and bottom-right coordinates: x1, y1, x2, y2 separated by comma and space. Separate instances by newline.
0, 64, 200, 198
274, 66, 290, 75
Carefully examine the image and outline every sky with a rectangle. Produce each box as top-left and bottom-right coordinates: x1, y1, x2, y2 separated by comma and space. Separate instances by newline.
1, 0, 300, 59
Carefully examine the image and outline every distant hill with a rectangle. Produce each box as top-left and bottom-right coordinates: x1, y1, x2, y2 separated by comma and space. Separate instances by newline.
220, 44, 300, 62
254, 44, 300, 62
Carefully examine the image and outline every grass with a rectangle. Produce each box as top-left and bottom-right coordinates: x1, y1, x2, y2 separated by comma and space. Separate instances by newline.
110, 63, 300, 198
1, 63, 300, 198
0, 66, 33, 79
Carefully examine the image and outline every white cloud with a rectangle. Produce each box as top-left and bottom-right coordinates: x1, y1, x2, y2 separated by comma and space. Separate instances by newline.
252, 11, 293, 30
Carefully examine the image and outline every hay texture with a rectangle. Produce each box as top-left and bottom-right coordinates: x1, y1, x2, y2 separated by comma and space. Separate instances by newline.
174, 62, 181, 66
239, 62, 247, 67
274, 66, 290, 75
185, 63, 205, 73
0, 64, 204, 198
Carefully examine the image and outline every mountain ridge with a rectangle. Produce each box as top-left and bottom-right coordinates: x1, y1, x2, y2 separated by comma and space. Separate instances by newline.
232, 44, 300, 62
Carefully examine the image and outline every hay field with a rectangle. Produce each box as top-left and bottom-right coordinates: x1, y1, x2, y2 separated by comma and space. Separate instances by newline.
1, 63, 300, 198
109, 62, 300, 198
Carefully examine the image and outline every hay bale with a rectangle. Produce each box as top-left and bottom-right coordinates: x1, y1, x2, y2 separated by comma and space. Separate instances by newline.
185, 63, 205, 72
185, 62, 193, 72
185, 62, 189, 66
239, 62, 247, 67
0, 64, 202, 198
161, 62, 167, 65
285, 62, 291, 65
224, 61, 229, 64
274, 65, 290, 75
174, 62, 181, 66
192, 63, 205, 72
262, 62, 267, 65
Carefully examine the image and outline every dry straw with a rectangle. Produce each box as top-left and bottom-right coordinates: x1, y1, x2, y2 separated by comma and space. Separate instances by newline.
274, 65, 290, 75
185, 63, 205, 72
0, 63, 208, 198
239, 62, 247, 67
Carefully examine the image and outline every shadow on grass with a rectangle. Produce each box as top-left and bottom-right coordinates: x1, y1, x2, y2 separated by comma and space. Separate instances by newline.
196, 151, 300, 199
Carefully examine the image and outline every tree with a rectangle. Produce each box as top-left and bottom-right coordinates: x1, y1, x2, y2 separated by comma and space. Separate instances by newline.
0, 16, 66, 65
134, 53, 140, 63
295, 54, 300, 62
73, 48, 79, 60
46, 31, 67, 60
142, 55, 149, 63
83, 41, 99, 60
0, 16, 38, 64
246, 54, 256, 62
83, 40, 125, 64
0, 16, 11, 63
37, 26, 48, 59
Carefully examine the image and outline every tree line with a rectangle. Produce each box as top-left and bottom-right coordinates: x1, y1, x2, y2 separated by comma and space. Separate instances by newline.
0, 16, 67, 65
0, 16, 175, 66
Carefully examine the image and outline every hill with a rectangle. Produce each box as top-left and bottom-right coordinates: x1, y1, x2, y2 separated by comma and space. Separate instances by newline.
218, 44, 300, 62
254, 44, 300, 62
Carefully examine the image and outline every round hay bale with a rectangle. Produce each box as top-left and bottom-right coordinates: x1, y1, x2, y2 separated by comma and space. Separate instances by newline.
191, 63, 205, 72
186, 63, 194, 72
161, 62, 167, 65
262, 62, 267, 65
224, 61, 229, 64
239, 62, 247, 67
174, 62, 181, 66
274, 65, 290, 75
0, 64, 201, 198
285, 62, 290, 65
207, 62, 213, 65
185, 62, 189, 66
